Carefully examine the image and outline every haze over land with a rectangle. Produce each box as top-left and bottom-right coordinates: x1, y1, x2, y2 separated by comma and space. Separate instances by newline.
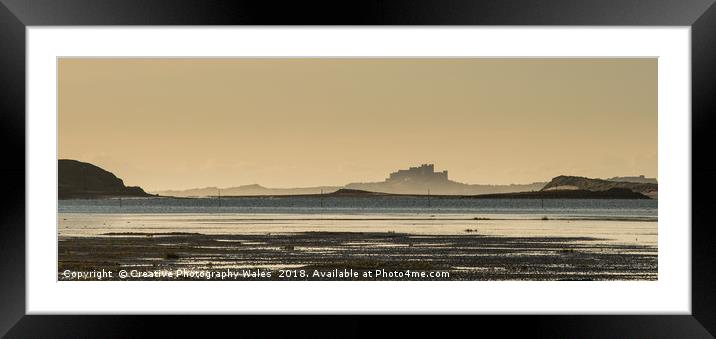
154, 164, 547, 197
58, 58, 657, 192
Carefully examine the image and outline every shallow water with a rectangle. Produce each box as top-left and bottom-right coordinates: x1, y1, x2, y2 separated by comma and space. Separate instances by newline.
59, 197, 657, 247
58, 212, 656, 248
59, 196, 657, 217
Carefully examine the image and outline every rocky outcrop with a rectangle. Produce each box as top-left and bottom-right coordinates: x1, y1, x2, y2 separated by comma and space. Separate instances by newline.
607, 175, 657, 184
58, 159, 151, 199
542, 175, 657, 198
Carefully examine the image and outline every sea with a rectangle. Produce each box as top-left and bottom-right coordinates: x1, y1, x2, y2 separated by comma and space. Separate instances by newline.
59, 197, 657, 247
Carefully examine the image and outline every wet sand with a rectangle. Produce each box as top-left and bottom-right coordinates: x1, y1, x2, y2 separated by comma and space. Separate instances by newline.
58, 231, 657, 281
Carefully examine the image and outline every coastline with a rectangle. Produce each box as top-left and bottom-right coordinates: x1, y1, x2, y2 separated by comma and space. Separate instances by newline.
57, 197, 658, 281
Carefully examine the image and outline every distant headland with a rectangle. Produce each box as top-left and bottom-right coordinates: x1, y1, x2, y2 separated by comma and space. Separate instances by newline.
57, 160, 657, 199
279, 187, 651, 199
156, 163, 547, 197
542, 175, 657, 199
58, 159, 152, 199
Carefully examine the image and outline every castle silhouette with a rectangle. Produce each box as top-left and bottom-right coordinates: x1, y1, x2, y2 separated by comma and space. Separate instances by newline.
386, 164, 448, 182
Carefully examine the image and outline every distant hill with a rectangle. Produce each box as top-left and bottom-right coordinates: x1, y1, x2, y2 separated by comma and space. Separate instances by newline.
304, 187, 648, 199
157, 184, 341, 198
542, 175, 657, 199
155, 181, 546, 197
469, 187, 650, 199
325, 188, 390, 196
197, 187, 649, 200
150, 165, 657, 199
154, 164, 547, 197
344, 180, 546, 196
58, 159, 151, 199
58, 160, 657, 200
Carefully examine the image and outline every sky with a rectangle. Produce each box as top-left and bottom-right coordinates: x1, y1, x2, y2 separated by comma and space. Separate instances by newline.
58, 58, 657, 191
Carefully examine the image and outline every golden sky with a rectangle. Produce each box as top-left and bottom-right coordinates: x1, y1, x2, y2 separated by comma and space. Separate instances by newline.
58, 58, 657, 191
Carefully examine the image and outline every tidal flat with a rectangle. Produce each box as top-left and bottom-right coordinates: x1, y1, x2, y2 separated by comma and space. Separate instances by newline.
58, 230, 657, 281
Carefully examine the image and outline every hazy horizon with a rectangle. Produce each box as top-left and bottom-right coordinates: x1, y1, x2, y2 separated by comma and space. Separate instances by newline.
59, 58, 657, 191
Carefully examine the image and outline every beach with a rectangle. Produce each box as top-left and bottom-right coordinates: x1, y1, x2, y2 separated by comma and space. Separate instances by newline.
58, 209, 657, 281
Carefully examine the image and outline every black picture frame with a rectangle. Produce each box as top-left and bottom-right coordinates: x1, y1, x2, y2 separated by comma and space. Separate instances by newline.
1, 0, 714, 337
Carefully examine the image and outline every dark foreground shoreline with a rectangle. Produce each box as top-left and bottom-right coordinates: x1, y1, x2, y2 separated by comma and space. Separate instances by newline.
58, 231, 657, 281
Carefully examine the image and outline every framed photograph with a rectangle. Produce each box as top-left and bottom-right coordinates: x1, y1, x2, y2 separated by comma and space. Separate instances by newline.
2, 0, 715, 337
